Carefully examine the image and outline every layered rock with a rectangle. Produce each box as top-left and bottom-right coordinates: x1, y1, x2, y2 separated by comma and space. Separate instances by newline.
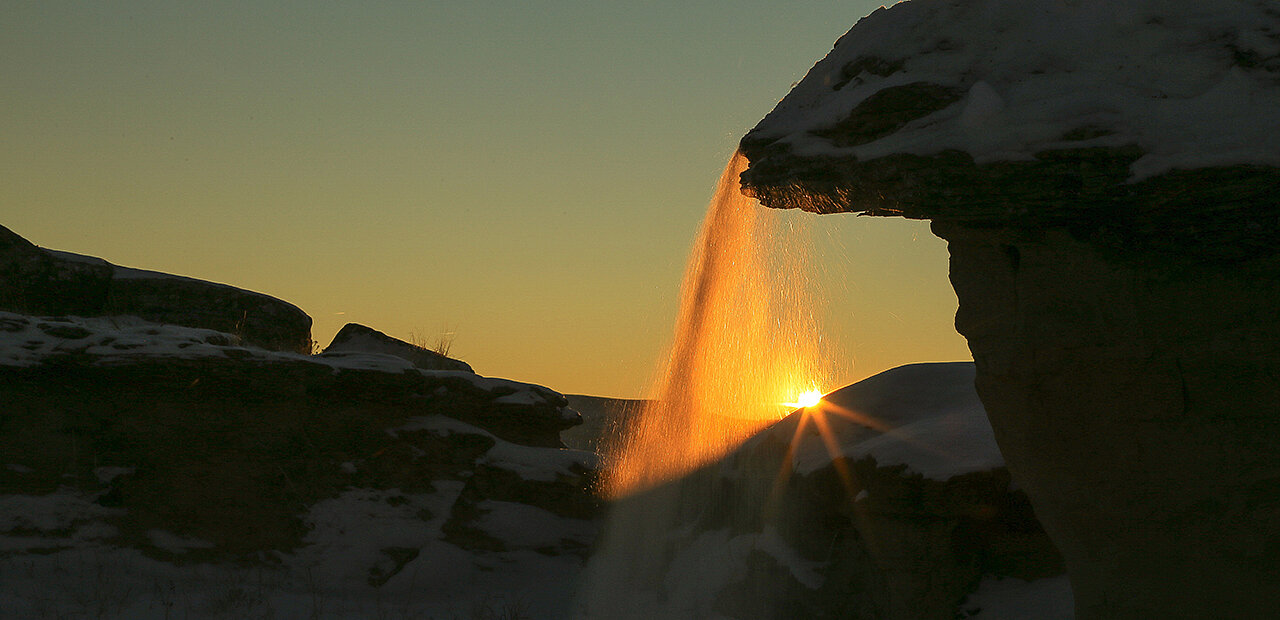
738, 1, 1280, 617
0, 224, 312, 353
0, 311, 593, 552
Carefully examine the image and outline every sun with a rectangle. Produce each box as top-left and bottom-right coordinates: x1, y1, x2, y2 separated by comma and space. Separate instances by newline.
782, 389, 824, 409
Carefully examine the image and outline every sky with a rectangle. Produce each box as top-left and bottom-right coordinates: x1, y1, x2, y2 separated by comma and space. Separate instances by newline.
2, 0, 969, 398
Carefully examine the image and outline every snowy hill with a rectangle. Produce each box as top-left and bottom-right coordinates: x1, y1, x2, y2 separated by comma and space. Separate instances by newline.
745, 0, 1280, 181
579, 362, 1070, 619
782, 362, 1003, 480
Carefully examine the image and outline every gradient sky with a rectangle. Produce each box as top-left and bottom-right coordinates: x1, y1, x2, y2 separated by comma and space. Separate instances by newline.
3, 1, 969, 398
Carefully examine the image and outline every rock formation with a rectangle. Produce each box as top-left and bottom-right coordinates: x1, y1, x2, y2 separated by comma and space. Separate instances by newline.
739, 1, 1280, 618
0, 224, 312, 353
324, 322, 474, 373
0, 311, 598, 616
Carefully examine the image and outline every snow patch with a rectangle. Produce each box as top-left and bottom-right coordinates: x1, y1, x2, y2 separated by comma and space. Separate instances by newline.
147, 530, 215, 554
93, 466, 135, 483
473, 501, 594, 549
964, 575, 1075, 620
768, 362, 1003, 481
394, 415, 598, 482
0, 311, 568, 407
0, 490, 123, 533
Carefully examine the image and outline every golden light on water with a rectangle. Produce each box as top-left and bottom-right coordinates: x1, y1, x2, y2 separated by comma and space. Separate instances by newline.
603, 152, 832, 497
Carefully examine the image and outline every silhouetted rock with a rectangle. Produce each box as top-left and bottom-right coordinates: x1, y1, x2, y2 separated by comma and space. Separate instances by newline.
739, 1, 1280, 618
0, 224, 312, 353
0, 311, 597, 575
325, 322, 473, 373
0, 224, 113, 316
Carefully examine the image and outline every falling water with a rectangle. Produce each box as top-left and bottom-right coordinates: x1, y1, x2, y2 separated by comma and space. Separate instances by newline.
603, 151, 830, 497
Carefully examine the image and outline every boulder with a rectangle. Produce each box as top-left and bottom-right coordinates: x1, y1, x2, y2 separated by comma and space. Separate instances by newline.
738, 1, 1280, 617
0, 224, 312, 354
324, 322, 473, 373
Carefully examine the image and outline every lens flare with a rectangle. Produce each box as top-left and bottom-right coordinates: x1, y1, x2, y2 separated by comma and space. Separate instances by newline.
782, 389, 824, 409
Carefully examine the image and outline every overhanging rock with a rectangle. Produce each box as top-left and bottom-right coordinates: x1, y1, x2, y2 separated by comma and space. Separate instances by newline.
738, 2, 1280, 618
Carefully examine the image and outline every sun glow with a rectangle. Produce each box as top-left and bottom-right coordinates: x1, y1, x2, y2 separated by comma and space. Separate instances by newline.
602, 152, 832, 497
782, 389, 824, 409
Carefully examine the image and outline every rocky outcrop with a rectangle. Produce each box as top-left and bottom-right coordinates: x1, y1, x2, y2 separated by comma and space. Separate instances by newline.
0, 224, 312, 353
0, 311, 598, 614
737, 1, 1280, 617
325, 322, 473, 373
0, 224, 113, 316
934, 223, 1280, 619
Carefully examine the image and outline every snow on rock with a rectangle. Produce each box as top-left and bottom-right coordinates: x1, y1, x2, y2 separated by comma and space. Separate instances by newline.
394, 415, 599, 481
322, 322, 474, 373
0, 490, 122, 534
0, 489, 124, 552
0, 311, 573, 412
745, 361, 1001, 481
1, 224, 312, 354
0, 312, 249, 367
746, 0, 1280, 180
309, 350, 418, 373
963, 575, 1075, 620
472, 500, 595, 550
293, 484, 465, 587
146, 530, 216, 554
45, 249, 270, 291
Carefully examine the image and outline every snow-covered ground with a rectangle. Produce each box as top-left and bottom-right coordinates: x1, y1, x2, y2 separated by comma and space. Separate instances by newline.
0, 311, 575, 420
1, 310, 1069, 618
578, 361, 1074, 619
788, 362, 1004, 480
965, 575, 1076, 620
0, 310, 596, 618
750, 0, 1280, 180
0, 485, 593, 619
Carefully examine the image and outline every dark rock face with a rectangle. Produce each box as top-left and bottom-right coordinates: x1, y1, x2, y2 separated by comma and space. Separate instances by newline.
699, 456, 1057, 620
0, 225, 113, 316
0, 322, 597, 561
103, 275, 312, 355
0, 225, 312, 353
325, 322, 473, 373
738, 2, 1280, 616
933, 221, 1280, 619
741, 160, 1280, 618
739, 141, 1280, 265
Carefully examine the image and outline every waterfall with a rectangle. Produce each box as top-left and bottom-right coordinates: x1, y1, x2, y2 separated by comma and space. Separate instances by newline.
578, 152, 831, 617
